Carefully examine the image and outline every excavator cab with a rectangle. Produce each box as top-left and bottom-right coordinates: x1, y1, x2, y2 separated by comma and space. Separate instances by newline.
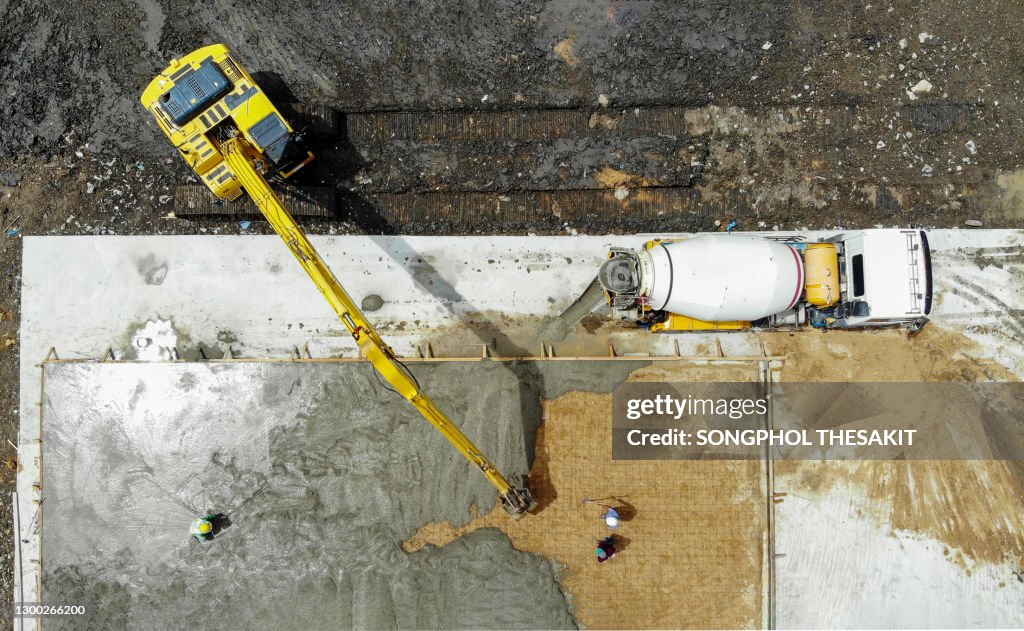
141, 43, 314, 203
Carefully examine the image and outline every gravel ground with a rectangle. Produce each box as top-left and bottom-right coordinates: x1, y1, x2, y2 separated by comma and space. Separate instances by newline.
2, 0, 1024, 621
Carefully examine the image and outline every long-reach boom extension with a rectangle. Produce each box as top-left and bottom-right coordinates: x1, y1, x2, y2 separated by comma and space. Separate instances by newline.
141, 44, 532, 517
222, 138, 534, 517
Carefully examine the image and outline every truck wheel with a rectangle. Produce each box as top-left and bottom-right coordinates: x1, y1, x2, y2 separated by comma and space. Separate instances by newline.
908, 318, 929, 336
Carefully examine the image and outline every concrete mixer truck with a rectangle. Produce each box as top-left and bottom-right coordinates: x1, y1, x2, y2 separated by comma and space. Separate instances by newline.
598, 229, 932, 332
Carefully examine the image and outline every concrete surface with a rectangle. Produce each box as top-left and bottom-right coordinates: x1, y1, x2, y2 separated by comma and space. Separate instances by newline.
776, 468, 1024, 629
39, 361, 575, 630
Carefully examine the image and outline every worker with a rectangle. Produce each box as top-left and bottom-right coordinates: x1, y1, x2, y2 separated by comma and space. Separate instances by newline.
596, 535, 617, 563
602, 506, 621, 529
190, 514, 219, 542
583, 497, 628, 529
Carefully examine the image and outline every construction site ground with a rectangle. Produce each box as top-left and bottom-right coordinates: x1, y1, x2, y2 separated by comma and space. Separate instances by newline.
37, 360, 767, 629
3, 0, 1024, 627
12, 233, 1024, 628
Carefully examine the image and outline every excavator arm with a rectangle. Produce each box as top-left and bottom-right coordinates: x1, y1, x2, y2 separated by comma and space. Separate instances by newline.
222, 138, 533, 517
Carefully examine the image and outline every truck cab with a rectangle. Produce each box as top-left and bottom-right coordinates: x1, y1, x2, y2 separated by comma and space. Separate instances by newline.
825, 229, 932, 330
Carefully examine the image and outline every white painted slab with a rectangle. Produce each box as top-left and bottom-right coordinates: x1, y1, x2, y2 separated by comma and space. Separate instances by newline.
776, 477, 1024, 629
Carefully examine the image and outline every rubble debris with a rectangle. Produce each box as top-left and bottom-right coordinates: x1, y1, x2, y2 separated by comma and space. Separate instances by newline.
588, 112, 618, 130
911, 79, 933, 95
361, 294, 385, 312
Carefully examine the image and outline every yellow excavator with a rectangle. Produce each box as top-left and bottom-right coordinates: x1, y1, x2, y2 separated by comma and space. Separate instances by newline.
141, 44, 534, 518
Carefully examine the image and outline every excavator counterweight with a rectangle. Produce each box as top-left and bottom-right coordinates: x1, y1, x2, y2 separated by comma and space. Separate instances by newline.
142, 45, 533, 518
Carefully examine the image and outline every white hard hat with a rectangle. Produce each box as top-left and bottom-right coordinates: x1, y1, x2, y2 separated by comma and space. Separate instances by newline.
603, 507, 621, 528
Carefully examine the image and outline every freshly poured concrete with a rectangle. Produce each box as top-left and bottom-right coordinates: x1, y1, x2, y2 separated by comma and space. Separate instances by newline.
41, 361, 603, 629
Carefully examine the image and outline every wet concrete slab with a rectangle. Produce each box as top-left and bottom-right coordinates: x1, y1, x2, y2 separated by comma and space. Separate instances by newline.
40, 360, 582, 630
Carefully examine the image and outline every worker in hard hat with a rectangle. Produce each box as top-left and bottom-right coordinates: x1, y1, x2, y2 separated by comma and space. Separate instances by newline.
596, 535, 617, 563
190, 514, 219, 542
602, 506, 621, 529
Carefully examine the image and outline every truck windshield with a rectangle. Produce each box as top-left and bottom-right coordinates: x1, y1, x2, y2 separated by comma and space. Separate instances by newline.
851, 254, 865, 297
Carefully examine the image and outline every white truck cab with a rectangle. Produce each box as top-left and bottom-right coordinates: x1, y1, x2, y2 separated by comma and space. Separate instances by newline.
827, 230, 932, 329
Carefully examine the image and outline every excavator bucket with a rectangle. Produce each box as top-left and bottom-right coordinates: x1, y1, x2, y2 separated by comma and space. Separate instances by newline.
502, 485, 536, 519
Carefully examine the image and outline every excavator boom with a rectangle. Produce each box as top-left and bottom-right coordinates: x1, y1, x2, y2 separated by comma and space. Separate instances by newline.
222, 138, 533, 517
142, 45, 532, 517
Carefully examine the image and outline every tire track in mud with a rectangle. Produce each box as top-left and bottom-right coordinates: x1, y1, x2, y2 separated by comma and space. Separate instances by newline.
332, 106, 708, 195
932, 249, 1024, 343
349, 186, 875, 231
331, 183, 995, 233
359, 188, 707, 231
343, 102, 987, 143
934, 247, 1024, 267
940, 271, 1024, 340
346, 107, 697, 144
934, 309, 1024, 320
315, 103, 1004, 230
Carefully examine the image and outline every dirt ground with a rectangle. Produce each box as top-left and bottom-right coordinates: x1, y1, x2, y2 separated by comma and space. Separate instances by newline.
3, 0, 1024, 622
762, 327, 1024, 578
404, 362, 767, 629
401, 329, 1024, 628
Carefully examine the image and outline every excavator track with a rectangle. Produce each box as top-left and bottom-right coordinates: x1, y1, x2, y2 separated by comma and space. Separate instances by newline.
174, 184, 335, 218
358, 188, 704, 231
279, 102, 337, 136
